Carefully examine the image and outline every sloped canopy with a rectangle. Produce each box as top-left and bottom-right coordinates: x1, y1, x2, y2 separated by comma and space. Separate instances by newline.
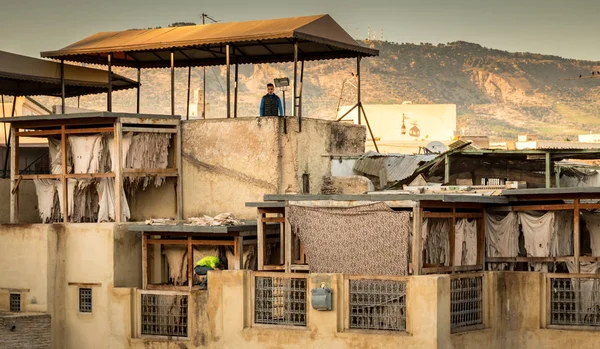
0, 50, 138, 97
41, 14, 378, 68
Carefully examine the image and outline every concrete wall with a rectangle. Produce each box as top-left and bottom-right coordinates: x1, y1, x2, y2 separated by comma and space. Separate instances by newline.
181, 117, 365, 219
0, 313, 51, 349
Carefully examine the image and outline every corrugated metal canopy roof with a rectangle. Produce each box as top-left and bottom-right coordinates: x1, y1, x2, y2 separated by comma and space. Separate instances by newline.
0, 50, 138, 97
41, 14, 378, 68
353, 152, 437, 183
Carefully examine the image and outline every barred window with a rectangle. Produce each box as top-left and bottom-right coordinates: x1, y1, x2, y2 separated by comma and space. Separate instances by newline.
550, 277, 600, 327
10, 293, 20, 312
141, 294, 188, 337
348, 279, 407, 331
254, 276, 307, 326
79, 288, 92, 313
450, 275, 483, 331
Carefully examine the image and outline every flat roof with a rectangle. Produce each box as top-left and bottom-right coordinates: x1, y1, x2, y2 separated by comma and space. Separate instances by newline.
502, 187, 600, 196
250, 193, 509, 205
41, 15, 378, 68
0, 111, 181, 124
128, 221, 257, 234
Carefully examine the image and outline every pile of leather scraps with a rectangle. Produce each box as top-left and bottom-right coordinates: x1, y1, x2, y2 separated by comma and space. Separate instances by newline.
185, 213, 241, 226
145, 218, 177, 225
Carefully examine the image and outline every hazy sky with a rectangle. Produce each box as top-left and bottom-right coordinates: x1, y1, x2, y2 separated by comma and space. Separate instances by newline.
1, 0, 599, 61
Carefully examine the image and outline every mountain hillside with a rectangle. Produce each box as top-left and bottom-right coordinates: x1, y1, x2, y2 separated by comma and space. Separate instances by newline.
43, 40, 600, 141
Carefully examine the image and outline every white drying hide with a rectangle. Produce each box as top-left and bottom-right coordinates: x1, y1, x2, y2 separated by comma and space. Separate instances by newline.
163, 246, 187, 286
519, 211, 555, 273
552, 211, 573, 257
48, 138, 71, 174
68, 135, 103, 174
422, 218, 450, 266
582, 211, 600, 256
56, 179, 77, 218
106, 132, 133, 172
566, 261, 600, 314
454, 218, 477, 266
485, 212, 519, 271
33, 179, 57, 223
97, 178, 131, 222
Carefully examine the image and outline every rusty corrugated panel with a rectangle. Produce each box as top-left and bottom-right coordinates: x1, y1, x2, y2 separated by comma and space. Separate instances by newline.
353, 152, 437, 182
41, 15, 378, 68
0, 50, 138, 97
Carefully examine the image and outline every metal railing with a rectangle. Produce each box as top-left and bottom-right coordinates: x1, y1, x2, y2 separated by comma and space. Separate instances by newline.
345, 275, 408, 332
253, 272, 307, 327
548, 274, 600, 327
139, 291, 189, 338
450, 273, 484, 332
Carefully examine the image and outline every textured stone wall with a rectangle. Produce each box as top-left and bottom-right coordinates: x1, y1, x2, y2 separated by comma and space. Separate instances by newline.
0, 313, 51, 349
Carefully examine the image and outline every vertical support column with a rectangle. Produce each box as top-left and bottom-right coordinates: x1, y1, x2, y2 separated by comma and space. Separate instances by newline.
357, 56, 361, 125
555, 166, 561, 188
107, 53, 113, 112
61, 125, 68, 222
186, 65, 191, 120
285, 207, 292, 273
411, 202, 423, 275
299, 59, 304, 132
445, 154, 451, 184
136, 67, 141, 114
142, 233, 148, 289
187, 235, 193, 290
292, 41, 298, 117
574, 199, 580, 273
545, 151, 551, 188
449, 208, 456, 268
170, 50, 175, 116
114, 121, 123, 223
478, 208, 486, 268
60, 60, 66, 114
202, 65, 206, 119
234, 60, 239, 118
226, 44, 231, 118
9, 125, 18, 223
279, 215, 285, 265
234, 236, 244, 270
175, 123, 183, 220
257, 209, 265, 271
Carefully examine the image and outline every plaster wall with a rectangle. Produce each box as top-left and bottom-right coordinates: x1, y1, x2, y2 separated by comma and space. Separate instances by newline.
0, 179, 41, 223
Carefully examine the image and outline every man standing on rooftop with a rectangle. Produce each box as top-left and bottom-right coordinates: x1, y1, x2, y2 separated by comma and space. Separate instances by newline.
259, 83, 283, 117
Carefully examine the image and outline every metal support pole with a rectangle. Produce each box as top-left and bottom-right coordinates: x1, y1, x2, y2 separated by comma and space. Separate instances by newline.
60, 59, 65, 114
136, 67, 141, 114
299, 59, 304, 132
545, 151, 551, 188
357, 56, 361, 125
203, 66, 206, 118
186, 65, 191, 120
234, 60, 238, 118
3, 100, 16, 178
293, 41, 298, 118
170, 50, 175, 116
226, 44, 231, 118
574, 199, 580, 274
107, 54, 112, 112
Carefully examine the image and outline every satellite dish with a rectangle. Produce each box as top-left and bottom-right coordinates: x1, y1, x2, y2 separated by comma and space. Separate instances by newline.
425, 141, 448, 154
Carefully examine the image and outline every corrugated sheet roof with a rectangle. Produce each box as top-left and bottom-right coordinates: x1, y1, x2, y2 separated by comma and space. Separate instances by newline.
0, 50, 138, 97
353, 152, 437, 182
516, 141, 600, 150
41, 15, 378, 68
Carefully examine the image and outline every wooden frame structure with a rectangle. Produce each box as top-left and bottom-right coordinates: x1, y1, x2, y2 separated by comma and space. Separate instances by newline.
2, 112, 182, 223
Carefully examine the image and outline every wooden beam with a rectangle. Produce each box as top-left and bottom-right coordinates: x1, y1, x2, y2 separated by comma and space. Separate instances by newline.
9, 126, 18, 223
114, 121, 123, 223
486, 257, 574, 263
411, 203, 423, 275
285, 208, 292, 273
187, 236, 192, 290
510, 204, 574, 211
574, 199, 580, 273
142, 233, 148, 289
145, 239, 235, 246
257, 211, 265, 271
234, 236, 243, 270
263, 265, 285, 271
61, 125, 68, 223
120, 117, 180, 126
175, 123, 183, 220
423, 212, 482, 219
290, 264, 310, 271
422, 265, 483, 274
121, 127, 177, 134
262, 217, 286, 223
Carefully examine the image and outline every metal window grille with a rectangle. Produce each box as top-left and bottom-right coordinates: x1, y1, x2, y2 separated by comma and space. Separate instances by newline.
10, 293, 20, 312
348, 279, 407, 331
550, 277, 600, 327
141, 294, 188, 337
254, 276, 307, 326
79, 288, 92, 313
450, 275, 483, 331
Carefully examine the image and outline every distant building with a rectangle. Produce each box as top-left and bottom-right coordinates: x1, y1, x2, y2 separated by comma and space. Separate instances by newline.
578, 134, 600, 143
338, 103, 456, 154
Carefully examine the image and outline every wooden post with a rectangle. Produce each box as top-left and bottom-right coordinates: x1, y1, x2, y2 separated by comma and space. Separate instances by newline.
357, 55, 361, 125
61, 125, 68, 222
545, 151, 551, 188
234, 60, 238, 118
445, 153, 451, 184
285, 207, 292, 273
411, 202, 423, 275
257, 209, 265, 271
226, 44, 231, 118
60, 60, 65, 114
136, 67, 141, 114
107, 53, 112, 112
574, 199, 580, 273
555, 166, 561, 188
142, 233, 148, 289
175, 123, 183, 220
478, 209, 486, 267
187, 235, 193, 290
170, 50, 175, 116
234, 236, 244, 270
293, 42, 298, 117
114, 121, 123, 223
9, 125, 18, 223
186, 65, 191, 120
449, 208, 456, 268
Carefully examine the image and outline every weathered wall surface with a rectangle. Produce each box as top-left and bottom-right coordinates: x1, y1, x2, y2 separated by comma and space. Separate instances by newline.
127, 179, 178, 221
0, 179, 41, 223
113, 224, 142, 288
0, 313, 52, 349
181, 117, 365, 219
